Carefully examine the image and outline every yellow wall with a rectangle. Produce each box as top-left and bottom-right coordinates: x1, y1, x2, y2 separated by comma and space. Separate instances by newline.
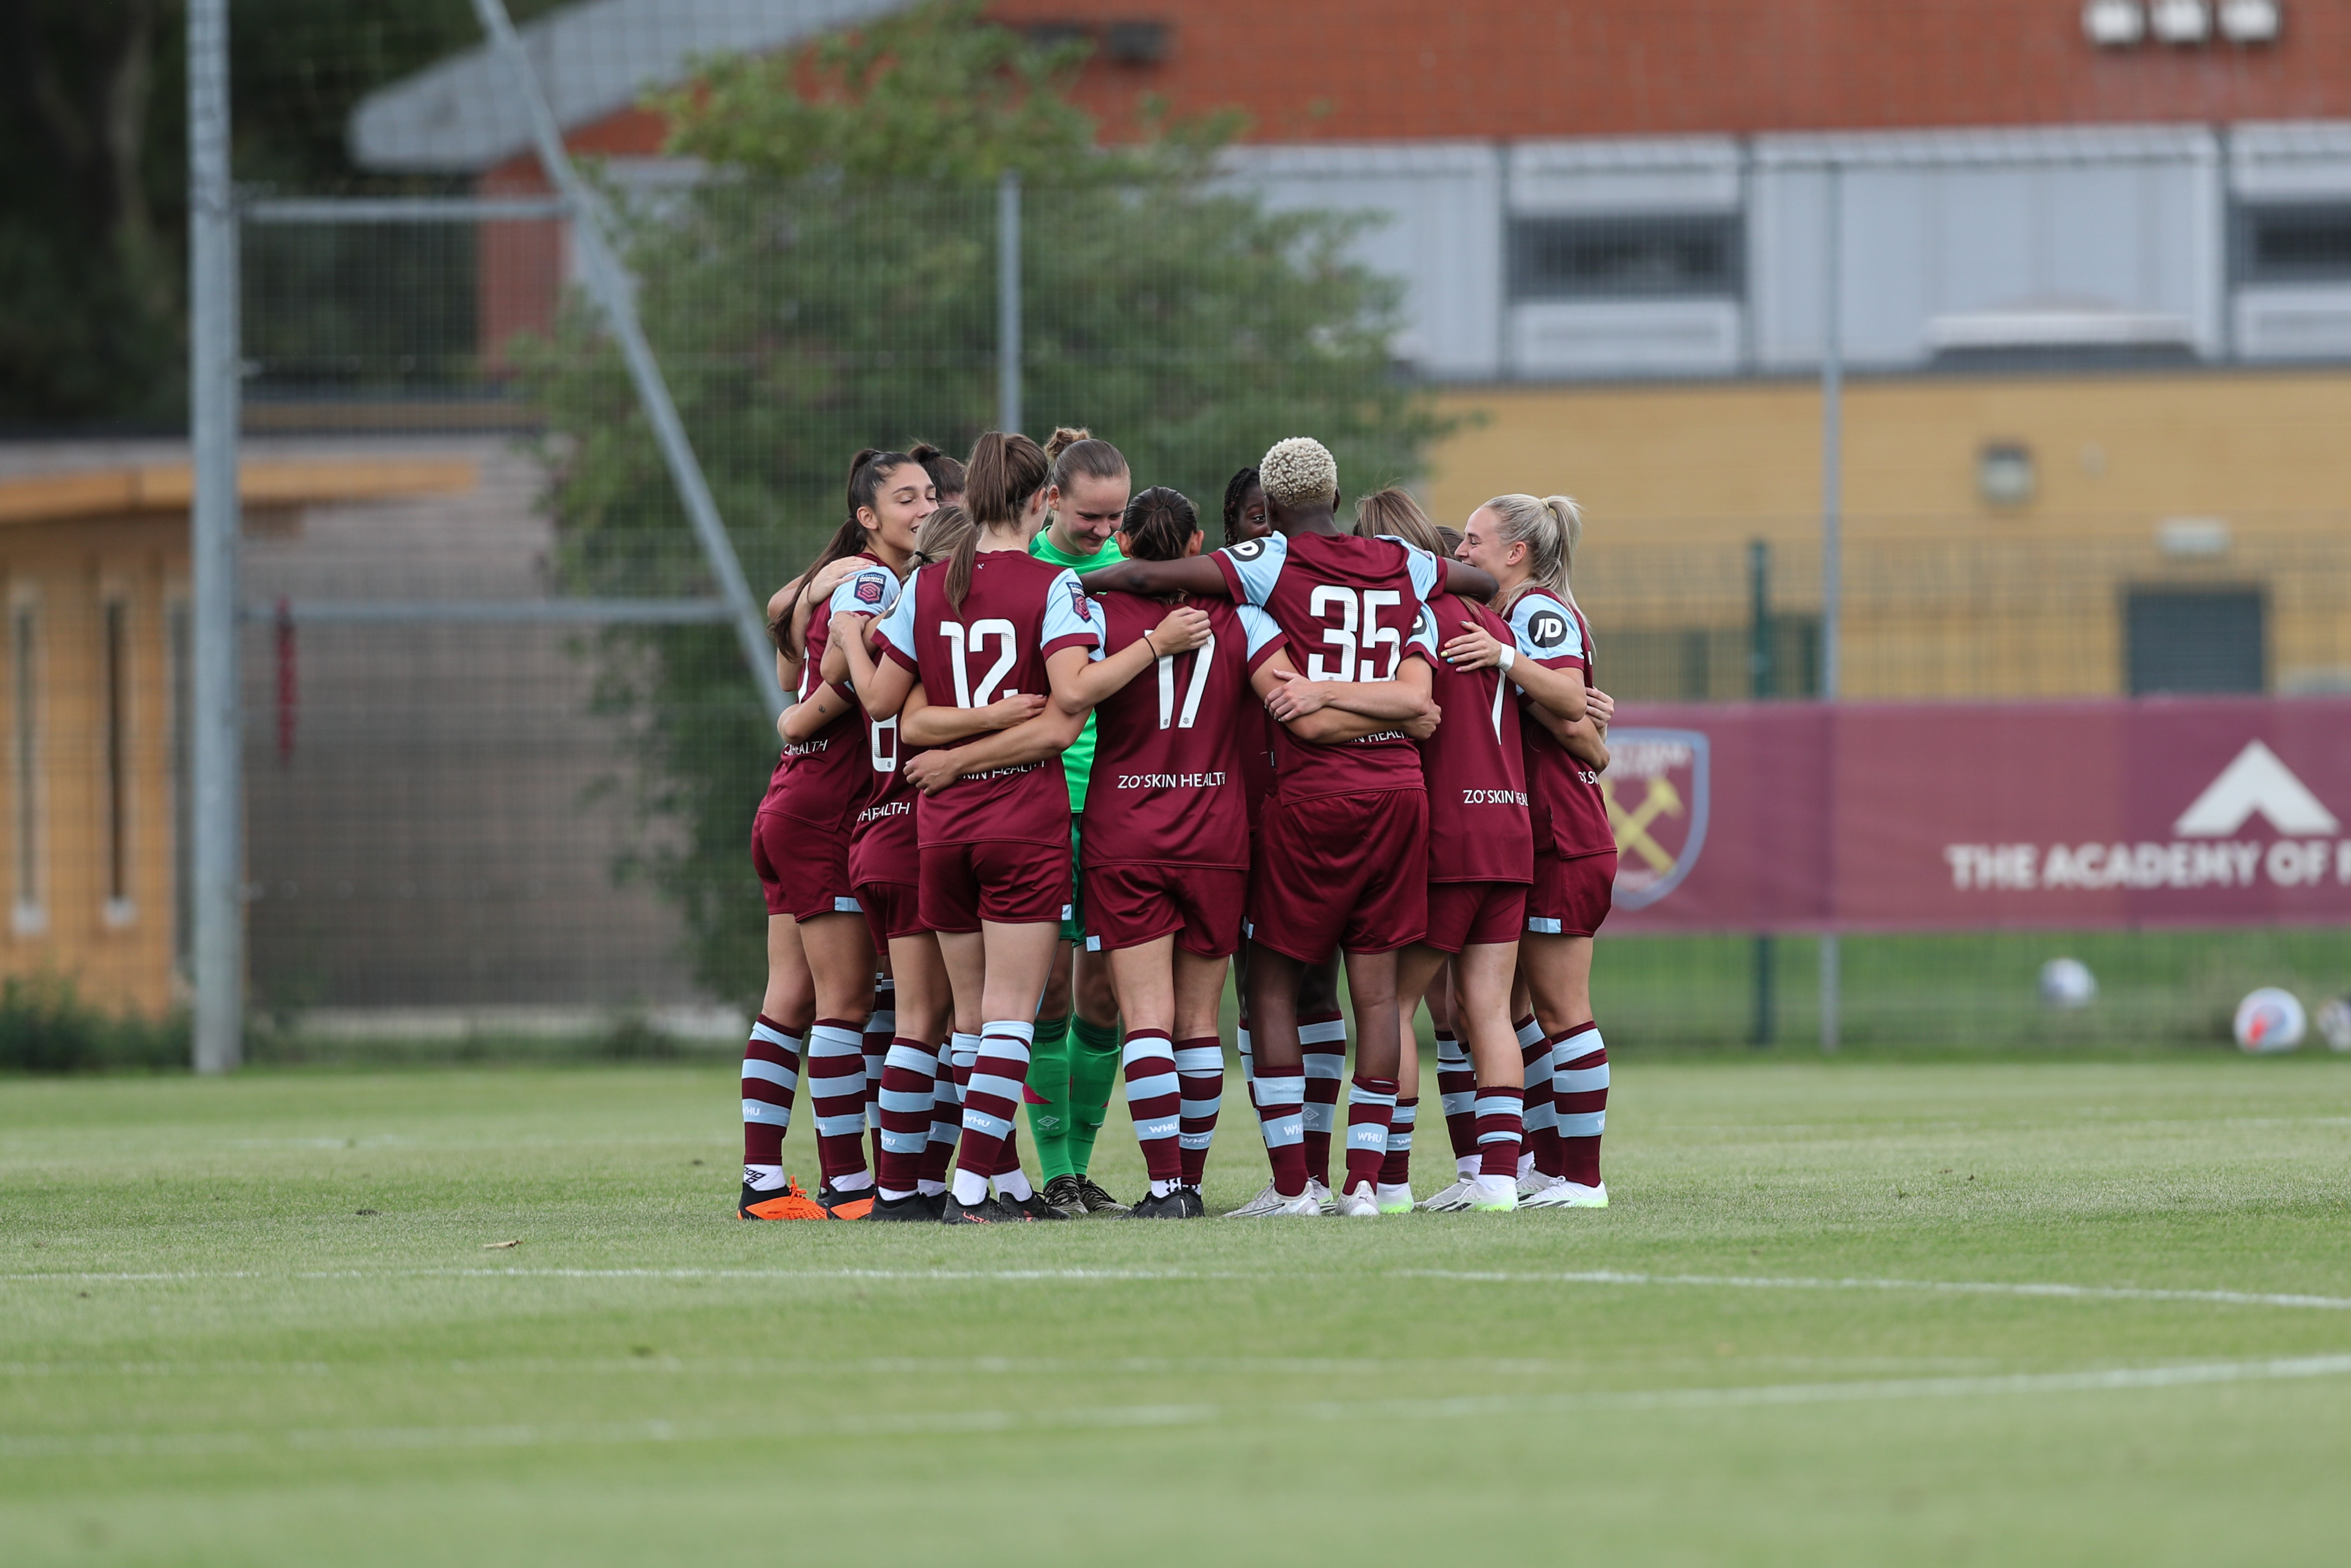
1426, 368, 2351, 533
1423, 368, 2351, 700
0, 513, 187, 1017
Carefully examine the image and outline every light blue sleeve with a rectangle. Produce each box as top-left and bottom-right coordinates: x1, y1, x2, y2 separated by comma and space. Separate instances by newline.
1408, 604, 1439, 659
1236, 603, 1285, 660
827, 564, 900, 618
1085, 598, 1112, 662
1214, 532, 1289, 606
1507, 592, 1583, 663
1039, 568, 1103, 652
1376, 537, 1442, 602
875, 573, 921, 659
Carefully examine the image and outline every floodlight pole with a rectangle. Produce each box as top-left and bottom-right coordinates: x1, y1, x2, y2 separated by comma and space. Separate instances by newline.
469, 0, 785, 721
1818, 162, 1844, 1055
999, 170, 1023, 434
187, 0, 243, 1072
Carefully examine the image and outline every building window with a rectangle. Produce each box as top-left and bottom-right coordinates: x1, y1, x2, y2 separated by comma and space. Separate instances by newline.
11, 600, 40, 934
2233, 203, 2351, 285
103, 597, 132, 924
169, 599, 191, 975
2125, 588, 2266, 695
1509, 213, 1744, 301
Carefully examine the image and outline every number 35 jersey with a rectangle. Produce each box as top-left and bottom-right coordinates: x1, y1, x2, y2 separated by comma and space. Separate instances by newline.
1082, 593, 1286, 872
1211, 530, 1441, 804
877, 551, 1099, 848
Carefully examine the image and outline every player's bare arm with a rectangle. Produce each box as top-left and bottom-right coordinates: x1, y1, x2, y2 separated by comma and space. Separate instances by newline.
1045, 609, 1212, 716
779, 682, 852, 743
1250, 650, 1437, 743
1440, 618, 1589, 723
900, 683, 1048, 747
1078, 554, 1230, 599
831, 610, 916, 720
1261, 660, 1436, 724
1439, 559, 1500, 600
903, 701, 1084, 796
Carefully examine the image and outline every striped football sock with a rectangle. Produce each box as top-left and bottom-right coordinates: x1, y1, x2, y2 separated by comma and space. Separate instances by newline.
1474, 1083, 1525, 1177
1342, 1074, 1398, 1194
953, 1020, 1032, 1205
740, 1015, 801, 1185
1380, 1096, 1418, 1186
1554, 1023, 1609, 1187
863, 974, 894, 1166
1175, 1037, 1224, 1186
1253, 1062, 1308, 1197
1435, 1032, 1477, 1175
1523, 1023, 1561, 1179
1299, 1010, 1347, 1186
1123, 1029, 1182, 1191
874, 1037, 937, 1200
806, 1019, 872, 1191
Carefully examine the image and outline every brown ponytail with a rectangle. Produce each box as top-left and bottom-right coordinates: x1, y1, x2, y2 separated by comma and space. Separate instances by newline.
1352, 486, 1446, 556
1045, 426, 1128, 493
951, 431, 1050, 609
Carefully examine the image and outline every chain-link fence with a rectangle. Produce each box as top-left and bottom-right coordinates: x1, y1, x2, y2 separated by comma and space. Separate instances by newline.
25, 0, 2351, 1057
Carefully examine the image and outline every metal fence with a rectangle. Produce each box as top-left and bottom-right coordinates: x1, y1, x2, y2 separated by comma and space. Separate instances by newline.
149, 0, 2351, 1060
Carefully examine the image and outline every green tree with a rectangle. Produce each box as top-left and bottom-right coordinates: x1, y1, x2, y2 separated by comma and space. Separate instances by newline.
527, 0, 1453, 1004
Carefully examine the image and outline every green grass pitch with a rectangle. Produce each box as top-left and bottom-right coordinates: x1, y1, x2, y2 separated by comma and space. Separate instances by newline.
5, 1056, 2350, 1565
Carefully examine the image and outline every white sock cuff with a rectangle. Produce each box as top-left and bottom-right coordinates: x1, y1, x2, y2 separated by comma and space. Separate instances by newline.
750, 1020, 800, 1049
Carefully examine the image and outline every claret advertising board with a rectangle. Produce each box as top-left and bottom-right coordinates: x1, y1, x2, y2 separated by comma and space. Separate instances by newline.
1603, 698, 2351, 933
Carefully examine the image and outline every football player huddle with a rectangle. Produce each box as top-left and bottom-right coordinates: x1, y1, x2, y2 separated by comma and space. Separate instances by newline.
741, 431, 1615, 1224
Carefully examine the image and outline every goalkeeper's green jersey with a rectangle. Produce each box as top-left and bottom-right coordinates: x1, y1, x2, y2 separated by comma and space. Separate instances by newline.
1027, 528, 1125, 813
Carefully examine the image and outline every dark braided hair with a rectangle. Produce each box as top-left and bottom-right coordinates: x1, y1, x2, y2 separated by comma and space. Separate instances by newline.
1220, 466, 1261, 548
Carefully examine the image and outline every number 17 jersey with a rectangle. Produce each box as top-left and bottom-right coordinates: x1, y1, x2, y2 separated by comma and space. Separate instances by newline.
876, 550, 1099, 849
1082, 593, 1285, 871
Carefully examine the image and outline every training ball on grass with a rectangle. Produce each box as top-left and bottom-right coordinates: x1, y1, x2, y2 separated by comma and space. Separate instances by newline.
2316, 995, 2351, 1053
2233, 988, 2306, 1053
2038, 957, 2097, 1009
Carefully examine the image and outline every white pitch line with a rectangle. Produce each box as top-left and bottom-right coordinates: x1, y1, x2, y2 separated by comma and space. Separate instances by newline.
5, 1354, 2349, 1460
8, 1265, 2351, 1312
1392, 1269, 2351, 1313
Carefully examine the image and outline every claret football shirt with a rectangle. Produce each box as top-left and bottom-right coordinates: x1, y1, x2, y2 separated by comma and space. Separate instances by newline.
1419, 592, 1534, 884
1080, 593, 1284, 871
1211, 530, 1440, 804
877, 550, 1098, 848
1509, 588, 1613, 859
776, 552, 893, 835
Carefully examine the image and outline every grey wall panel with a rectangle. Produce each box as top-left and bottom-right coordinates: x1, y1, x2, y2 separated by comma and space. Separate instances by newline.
1752, 127, 2223, 370
1220, 144, 1504, 381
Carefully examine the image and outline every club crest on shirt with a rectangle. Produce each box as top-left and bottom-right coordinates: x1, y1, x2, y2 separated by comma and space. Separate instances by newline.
1225, 538, 1267, 561
855, 574, 885, 605
1527, 610, 1570, 650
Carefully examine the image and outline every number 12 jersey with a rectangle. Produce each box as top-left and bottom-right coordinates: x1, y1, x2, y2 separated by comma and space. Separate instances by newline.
876, 551, 1098, 848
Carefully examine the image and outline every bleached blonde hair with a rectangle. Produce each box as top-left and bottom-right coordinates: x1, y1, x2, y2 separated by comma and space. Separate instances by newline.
1258, 437, 1339, 507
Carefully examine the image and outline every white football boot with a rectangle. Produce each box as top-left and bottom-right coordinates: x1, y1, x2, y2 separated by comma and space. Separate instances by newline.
1307, 1177, 1335, 1215
1374, 1182, 1415, 1215
1519, 1170, 1564, 1200
1470, 1173, 1520, 1212
1266, 1190, 1324, 1217
1332, 1181, 1381, 1217
1223, 1180, 1293, 1218
1522, 1178, 1608, 1209
1417, 1177, 1476, 1213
